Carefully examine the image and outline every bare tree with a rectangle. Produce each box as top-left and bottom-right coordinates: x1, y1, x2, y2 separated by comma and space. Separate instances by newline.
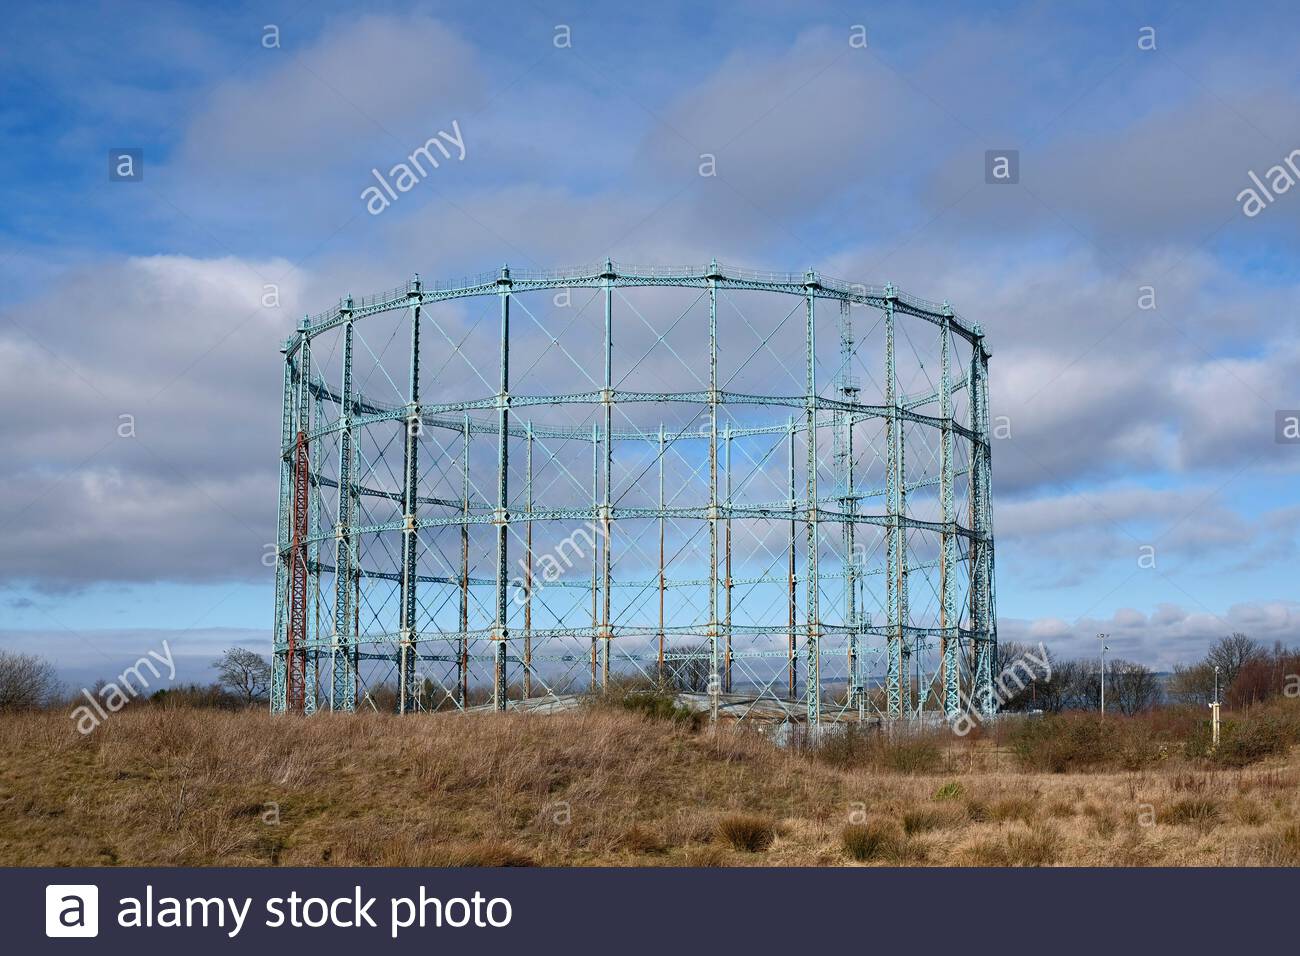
1226, 644, 1300, 708
1206, 633, 1262, 688
1167, 662, 1215, 705
1105, 659, 1161, 715
666, 643, 711, 693
0, 651, 61, 711
1035, 657, 1089, 713
1075, 663, 1103, 711
212, 647, 271, 704
994, 641, 1053, 711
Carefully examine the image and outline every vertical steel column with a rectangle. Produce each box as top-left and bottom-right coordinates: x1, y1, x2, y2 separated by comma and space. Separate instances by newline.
838, 300, 859, 711
983, 344, 1000, 719
601, 260, 614, 689
306, 375, 322, 716
803, 272, 820, 725
398, 277, 422, 714
459, 414, 470, 707
353, 535, 361, 695
272, 343, 296, 714
285, 430, 311, 713
845, 408, 858, 712
884, 287, 902, 719
939, 308, 961, 720
523, 421, 533, 699
295, 321, 312, 717
493, 267, 512, 711
899, 343, 911, 718
970, 330, 997, 718
306, 331, 320, 716
707, 261, 721, 723
787, 416, 797, 702
723, 423, 733, 695
331, 300, 356, 712
590, 422, 599, 691
657, 423, 666, 685
289, 318, 314, 714
985, 476, 999, 712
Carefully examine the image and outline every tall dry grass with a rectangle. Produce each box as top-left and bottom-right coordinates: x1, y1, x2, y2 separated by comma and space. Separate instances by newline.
2, 699, 1300, 866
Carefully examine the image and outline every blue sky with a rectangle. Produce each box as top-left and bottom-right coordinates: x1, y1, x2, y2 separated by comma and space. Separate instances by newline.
4, 0, 1300, 689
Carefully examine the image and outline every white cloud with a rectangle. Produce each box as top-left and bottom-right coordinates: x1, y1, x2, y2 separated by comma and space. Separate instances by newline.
178, 14, 483, 173
1002, 599, 1300, 670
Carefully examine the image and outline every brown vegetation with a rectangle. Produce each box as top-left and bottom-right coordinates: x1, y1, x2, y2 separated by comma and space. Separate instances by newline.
3, 696, 1300, 866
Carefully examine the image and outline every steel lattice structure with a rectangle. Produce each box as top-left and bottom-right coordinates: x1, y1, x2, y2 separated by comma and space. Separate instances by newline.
272, 260, 997, 724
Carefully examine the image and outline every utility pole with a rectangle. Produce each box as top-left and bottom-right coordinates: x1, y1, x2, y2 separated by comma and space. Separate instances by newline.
1098, 633, 1109, 715
1210, 665, 1221, 748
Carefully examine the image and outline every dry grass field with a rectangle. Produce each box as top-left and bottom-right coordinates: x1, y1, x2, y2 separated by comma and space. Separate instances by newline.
2, 696, 1300, 867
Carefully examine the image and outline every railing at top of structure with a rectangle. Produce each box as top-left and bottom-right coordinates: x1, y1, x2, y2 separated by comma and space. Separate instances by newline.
286, 260, 978, 349
346, 285, 409, 311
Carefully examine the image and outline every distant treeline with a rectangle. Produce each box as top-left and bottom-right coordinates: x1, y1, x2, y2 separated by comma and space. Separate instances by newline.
998, 633, 1300, 715
2, 634, 1298, 717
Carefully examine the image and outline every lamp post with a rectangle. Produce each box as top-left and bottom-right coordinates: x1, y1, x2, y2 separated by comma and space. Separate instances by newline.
1098, 633, 1109, 715
1210, 664, 1221, 748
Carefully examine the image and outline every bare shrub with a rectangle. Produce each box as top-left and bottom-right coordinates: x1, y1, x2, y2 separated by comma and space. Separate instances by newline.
1214, 716, 1291, 768
1008, 713, 1161, 773
595, 678, 703, 729
0, 651, 60, 711
882, 737, 943, 774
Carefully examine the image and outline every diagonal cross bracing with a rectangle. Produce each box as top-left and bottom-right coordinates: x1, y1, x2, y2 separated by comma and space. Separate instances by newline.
272, 263, 996, 726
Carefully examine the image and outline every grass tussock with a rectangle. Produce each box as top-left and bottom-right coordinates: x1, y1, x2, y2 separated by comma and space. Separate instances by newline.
1158, 798, 1220, 830
901, 807, 953, 835
717, 814, 776, 853
435, 840, 536, 867
1047, 800, 1076, 818
988, 796, 1036, 824
963, 824, 1062, 867
841, 818, 903, 862
1263, 823, 1300, 865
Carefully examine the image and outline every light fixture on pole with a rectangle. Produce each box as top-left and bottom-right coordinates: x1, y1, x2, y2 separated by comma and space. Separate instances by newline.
1098, 633, 1109, 715
1210, 664, 1221, 748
